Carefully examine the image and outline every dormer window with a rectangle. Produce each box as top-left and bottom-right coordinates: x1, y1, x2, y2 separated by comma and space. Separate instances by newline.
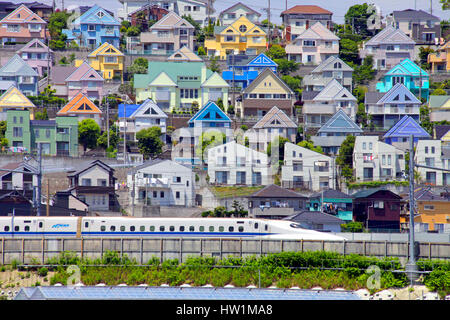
96, 11, 105, 18
239, 25, 247, 33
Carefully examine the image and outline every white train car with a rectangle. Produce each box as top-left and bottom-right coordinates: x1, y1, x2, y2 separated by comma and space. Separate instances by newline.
0, 216, 345, 241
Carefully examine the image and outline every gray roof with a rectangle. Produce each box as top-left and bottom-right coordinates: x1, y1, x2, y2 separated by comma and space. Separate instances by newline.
364, 92, 385, 104
309, 189, 353, 199
392, 9, 440, 21
434, 125, 450, 140
50, 66, 76, 84
30, 120, 56, 126
0, 54, 38, 77
301, 91, 320, 101
311, 56, 353, 73
286, 210, 345, 225
249, 184, 307, 199
442, 146, 450, 159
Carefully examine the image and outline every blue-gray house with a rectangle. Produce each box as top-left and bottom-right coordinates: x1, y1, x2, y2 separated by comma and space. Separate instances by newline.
0, 54, 38, 96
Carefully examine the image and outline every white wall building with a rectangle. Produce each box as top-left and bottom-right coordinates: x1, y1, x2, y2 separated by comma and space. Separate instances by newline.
207, 141, 272, 186
353, 136, 406, 182
415, 140, 443, 186
127, 159, 196, 207
281, 142, 335, 191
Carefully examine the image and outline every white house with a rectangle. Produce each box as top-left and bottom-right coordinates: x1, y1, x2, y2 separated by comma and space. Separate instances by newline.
218, 2, 261, 26
207, 141, 272, 186
353, 136, 406, 182
415, 140, 443, 186
127, 159, 196, 207
281, 142, 335, 191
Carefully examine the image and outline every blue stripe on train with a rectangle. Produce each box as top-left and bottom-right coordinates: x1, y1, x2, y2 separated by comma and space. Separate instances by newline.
0, 232, 276, 237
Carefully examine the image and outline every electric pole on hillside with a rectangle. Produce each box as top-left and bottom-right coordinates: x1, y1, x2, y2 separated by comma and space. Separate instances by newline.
406, 134, 418, 284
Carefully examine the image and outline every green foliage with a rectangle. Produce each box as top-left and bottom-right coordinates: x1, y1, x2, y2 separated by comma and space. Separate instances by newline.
196, 130, 226, 162
35, 108, 48, 120
78, 119, 101, 151
339, 38, 360, 65
349, 56, 376, 85
48, 11, 70, 50
344, 3, 373, 39
136, 126, 164, 159
431, 88, 447, 95
267, 136, 290, 161
297, 140, 323, 154
38, 267, 48, 277
208, 56, 221, 73
197, 46, 206, 56
265, 44, 286, 60
126, 26, 141, 37
418, 46, 435, 70
281, 75, 302, 96
274, 58, 299, 75
97, 125, 119, 150
348, 180, 409, 190
340, 221, 364, 233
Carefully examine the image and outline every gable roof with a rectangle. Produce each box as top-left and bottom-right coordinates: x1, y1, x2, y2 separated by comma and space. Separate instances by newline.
376, 83, 421, 105
0, 3, 46, 24
188, 101, 231, 124
247, 53, 278, 68
281, 5, 332, 15
201, 71, 230, 88
286, 210, 344, 224
67, 160, 114, 178
220, 15, 266, 36
129, 99, 168, 119
220, 2, 261, 17
318, 109, 362, 134
313, 79, 356, 102
392, 9, 440, 22
71, 4, 120, 26
249, 184, 307, 198
252, 106, 297, 129
429, 95, 450, 109
382, 115, 431, 139
167, 46, 202, 62
309, 189, 353, 199
65, 61, 103, 82
294, 22, 339, 41
57, 93, 102, 115
385, 58, 428, 77
150, 11, 194, 30
0, 54, 38, 77
311, 56, 353, 73
16, 38, 52, 54
352, 188, 402, 199
243, 67, 294, 94
434, 124, 450, 140
0, 85, 35, 108
88, 42, 124, 58
364, 26, 415, 46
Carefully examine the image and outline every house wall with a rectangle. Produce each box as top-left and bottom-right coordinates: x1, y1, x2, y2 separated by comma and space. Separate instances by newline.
415, 140, 443, 186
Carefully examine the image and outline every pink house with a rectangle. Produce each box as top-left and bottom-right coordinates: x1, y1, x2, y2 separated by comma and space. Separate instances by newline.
16, 39, 53, 77
64, 61, 104, 102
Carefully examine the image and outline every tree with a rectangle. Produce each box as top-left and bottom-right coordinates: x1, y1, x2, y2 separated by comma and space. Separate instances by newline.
418, 46, 435, 70
197, 46, 206, 56
196, 130, 226, 162
350, 56, 376, 85
441, 0, 449, 10
344, 3, 373, 39
78, 119, 101, 151
420, 105, 433, 135
35, 108, 48, 120
297, 140, 323, 154
336, 135, 355, 182
265, 44, 286, 60
267, 136, 290, 165
274, 58, 299, 75
431, 88, 447, 95
136, 127, 164, 159
48, 11, 70, 50
97, 124, 119, 150
208, 56, 221, 73
281, 75, 302, 96
339, 38, 360, 65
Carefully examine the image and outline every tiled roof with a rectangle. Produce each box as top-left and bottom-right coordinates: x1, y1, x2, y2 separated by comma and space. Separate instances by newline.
383, 115, 431, 139
220, 2, 261, 16
434, 125, 450, 140
281, 5, 332, 15
249, 184, 307, 199
57, 92, 102, 115
293, 22, 339, 41
252, 106, 297, 129
243, 68, 293, 94
149, 11, 194, 30
393, 9, 440, 21
311, 56, 353, 73
16, 38, 52, 53
50, 66, 76, 84
364, 26, 415, 46
167, 46, 202, 62
286, 210, 344, 224
0, 85, 35, 108
318, 109, 362, 134
65, 61, 103, 82
0, 54, 38, 77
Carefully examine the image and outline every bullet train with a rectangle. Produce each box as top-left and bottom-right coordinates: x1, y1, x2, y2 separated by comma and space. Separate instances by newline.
0, 216, 345, 241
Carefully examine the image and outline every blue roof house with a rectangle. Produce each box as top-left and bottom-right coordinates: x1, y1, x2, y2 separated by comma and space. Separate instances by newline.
376, 58, 429, 100
383, 115, 431, 146
0, 54, 38, 96
221, 53, 278, 89
62, 5, 121, 49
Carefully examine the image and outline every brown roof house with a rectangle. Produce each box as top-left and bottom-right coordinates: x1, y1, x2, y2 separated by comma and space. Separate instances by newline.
237, 68, 296, 118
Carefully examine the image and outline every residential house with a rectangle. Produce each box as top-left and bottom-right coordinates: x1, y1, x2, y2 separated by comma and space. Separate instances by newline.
221, 52, 278, 90
238, 67, 295, 118
134, 60, 229, 112
218, 2, 261, 26
311, 109, 363, 155
0, 161, 37, 197
45, 65, 76, 99
0, 85, 36, 121
280, 5, 333, 42
428, 41, 450, 73
16, 38, 53, 78
428, 95, 450, 122
50, 190, 89, 216
246, 184, 307, 219
79, 42, 124, 82
308, 189, 353, 222
359, 26, 416, 70
139, 11, 195, 56
57, 92, 103, 128
205, 15, 267, 60
302, 56, 353, 92
389, 9, 441, 45
376, 58, 429, 100
6, 109, 79, 156
0, 4, 47, 44
166, 45, 203, 62
401, 188, 450, 233
364, 83, 421, 130
434, 124, 450, 146
285, 21, 339, 65
382, 115, 431, 150
415, 140, 443, 186
281, 142, 335, 191
285, 211, 344, 233
302, 79, 357, 128
353, 136, 406, 182
0, 2, 53, 21
127, 159, 196, 207
244, 106, 297, 153
443, 147, 450, 185
67, 160, 118, 211
118, 98, 168, 143
0, 190, 33, 216
352, 188, 403, 231
0, 54, 39, 96
64, 61, 104, 101
62, 5, 121, 49
207, 141, 272, 186
128, 4, 169, 31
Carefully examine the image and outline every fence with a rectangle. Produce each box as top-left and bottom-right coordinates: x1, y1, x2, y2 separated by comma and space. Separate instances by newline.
1, 237, 450, 266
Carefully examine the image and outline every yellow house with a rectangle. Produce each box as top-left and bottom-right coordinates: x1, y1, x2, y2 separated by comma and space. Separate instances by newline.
205, 15, 267, 60
75, 42, 124, 82
428, 41, 450, 73
0, 86, 36, 119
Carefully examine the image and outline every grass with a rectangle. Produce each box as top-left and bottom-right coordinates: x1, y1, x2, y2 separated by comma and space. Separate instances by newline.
209, 186, 264, 199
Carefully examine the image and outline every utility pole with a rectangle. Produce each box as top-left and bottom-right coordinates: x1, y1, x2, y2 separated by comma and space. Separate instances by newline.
106, 91, 111, 150
268, 0, 271, 47
232, 54, 235, 108
123, 100, 127, 164
36, 143, 42, 217
46, 179, 49, 217
406, 134, 418, 284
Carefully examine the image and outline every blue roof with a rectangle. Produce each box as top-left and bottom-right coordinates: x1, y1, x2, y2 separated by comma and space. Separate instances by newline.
15, 286, 361, 300
247, 53, 278, 68
118, 104, 140, 118
383, 115, 431, 139
72, 4, 120, 26
188, 101, 231, 125
318, 109, 362, 134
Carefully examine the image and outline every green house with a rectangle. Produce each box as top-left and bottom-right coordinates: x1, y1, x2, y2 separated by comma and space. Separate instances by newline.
308, 189, 353, 222
6, 109, 78, 156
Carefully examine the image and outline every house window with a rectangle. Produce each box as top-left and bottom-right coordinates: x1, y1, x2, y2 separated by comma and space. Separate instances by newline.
105, 56, 117, 63
97, 179, 107, 186
239, 25, 247, 33
176, 191, 180, 199
88, 24, 96, 31
81, 178, 92, 186
7, 24, 20, 32
173, 176, 181, 183
303, 40, 316, 46
424, 205, 434, 210
13, 127, 22, 137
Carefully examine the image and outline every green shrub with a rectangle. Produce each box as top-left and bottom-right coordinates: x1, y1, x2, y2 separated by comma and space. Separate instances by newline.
38, 267, 48, 277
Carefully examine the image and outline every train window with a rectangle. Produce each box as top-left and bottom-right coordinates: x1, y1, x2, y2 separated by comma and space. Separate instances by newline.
169, 226, 175, 232
100, 226, 106, 232
254, 223, 259, 229
150, 226, 155, 232
140, 226, 145, 232
14, 226, 19, 232
238, 226, 244, 232
179, 226, 185, 232
209, 226, 214, 232
199, 226, 205, 232
290, 223, 302, 229
39, 222, 43, 228
237, 221, 244, 224
160, 226, 165, 232
264, 224, 268, 231
120, 226, 125, 232
25, 226, 30, 232
4, 226, 9, 232
219, 226, 224, 232
85, 222, 89, 228
189, 226, 195, 232
130, 226, 135, 232
110, 226, 116, 232
228, 226, 234, 232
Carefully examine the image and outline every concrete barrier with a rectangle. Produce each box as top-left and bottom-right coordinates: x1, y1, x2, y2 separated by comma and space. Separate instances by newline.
1, 238, 450, 266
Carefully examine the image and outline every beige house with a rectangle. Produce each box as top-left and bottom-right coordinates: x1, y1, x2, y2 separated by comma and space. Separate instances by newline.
285, 22, 339, 65
140, 11, 195, 55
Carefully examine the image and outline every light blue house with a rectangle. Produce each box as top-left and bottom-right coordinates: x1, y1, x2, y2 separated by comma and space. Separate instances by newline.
376, 58, 429, 100
0, 55, 38, 96
62, 5, 121, 49
307, 189, 353, 222
382, 115, 431, 146
221, 53, 278, 89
